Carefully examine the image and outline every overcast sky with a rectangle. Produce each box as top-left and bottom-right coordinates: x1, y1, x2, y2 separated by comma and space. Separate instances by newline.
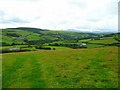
0, 0, 119, 32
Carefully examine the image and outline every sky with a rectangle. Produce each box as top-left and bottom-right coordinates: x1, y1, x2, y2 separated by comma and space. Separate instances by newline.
0, 0, 119, 32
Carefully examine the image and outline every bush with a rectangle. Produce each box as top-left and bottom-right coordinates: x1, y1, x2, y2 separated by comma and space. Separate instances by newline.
35, 46, 51, 50
28, 45, 32, 48
72, 46, 87, 49
2, 42, 11, 46
6, 33, 21, 37
53, 48, 56, 50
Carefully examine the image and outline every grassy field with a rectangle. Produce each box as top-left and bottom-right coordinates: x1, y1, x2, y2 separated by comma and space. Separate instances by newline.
1, 45, 72, 51
89, 37, 119, 44
44, 46, 72, 50
2, 47, 119, 88
78, 39, 91, 42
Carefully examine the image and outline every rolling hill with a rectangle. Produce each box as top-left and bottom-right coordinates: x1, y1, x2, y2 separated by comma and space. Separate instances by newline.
1, 27, 119, 88
1, 27, 120, 53
1, 27, 104, 45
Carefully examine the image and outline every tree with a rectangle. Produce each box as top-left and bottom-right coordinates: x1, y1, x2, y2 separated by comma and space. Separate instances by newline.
12, 43, 15, 45
28, 45, 32, 48
53, 48, 56, 50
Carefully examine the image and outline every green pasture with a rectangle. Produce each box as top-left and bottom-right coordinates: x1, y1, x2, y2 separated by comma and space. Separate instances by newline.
78, 39, 91, 42
89, 37, 119, 44
44, 46, 72, 50
2, 47, 118, 88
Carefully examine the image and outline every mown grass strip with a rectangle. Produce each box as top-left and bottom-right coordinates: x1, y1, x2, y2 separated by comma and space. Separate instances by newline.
3, 54, 27, 88
28, 55, 47, 88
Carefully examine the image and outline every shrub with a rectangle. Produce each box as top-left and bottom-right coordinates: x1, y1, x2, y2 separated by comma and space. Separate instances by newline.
53, 48, 56, 50
35, 46, 51, 50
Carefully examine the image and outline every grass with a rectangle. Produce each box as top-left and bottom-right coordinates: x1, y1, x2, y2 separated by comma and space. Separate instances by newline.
1, 45, 72, 51
1, 28, 104, 45
89, 37, 119, 44
44, 46, 72, 50
1, 45, 28, 50
2, 47, 119, 88
0, 54, 1, 89
86, 44, 105, 48
86, 44, 116, 48
78, 39, 91, 42
2, 28, 119, 88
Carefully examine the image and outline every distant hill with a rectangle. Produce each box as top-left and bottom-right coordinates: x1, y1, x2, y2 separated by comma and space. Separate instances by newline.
7, 27, 49, 32
1, 27, 118, 45
63, 29, 118, 33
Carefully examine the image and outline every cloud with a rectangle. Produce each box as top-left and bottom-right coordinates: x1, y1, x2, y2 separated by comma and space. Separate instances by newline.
0, 0, 119, 32
0, 14, 29, 24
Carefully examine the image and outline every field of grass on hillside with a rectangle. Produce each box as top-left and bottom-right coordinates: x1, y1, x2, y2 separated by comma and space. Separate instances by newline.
2, 47, 119, 88
89, 37, 119, 44
1, 28, 119, 88
1, 28, 104, 45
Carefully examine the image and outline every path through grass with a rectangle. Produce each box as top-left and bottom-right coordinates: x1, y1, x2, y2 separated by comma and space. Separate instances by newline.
2, 47, 119, 88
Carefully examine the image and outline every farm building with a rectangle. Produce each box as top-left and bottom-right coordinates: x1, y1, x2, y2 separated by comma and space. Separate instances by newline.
78, 43, 87, 46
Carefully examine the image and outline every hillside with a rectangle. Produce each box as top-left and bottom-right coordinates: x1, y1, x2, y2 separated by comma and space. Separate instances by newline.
3, 47, 119, 88
1, 27, 120, 53
1, 28, 119, 88
1, 27, 104, 45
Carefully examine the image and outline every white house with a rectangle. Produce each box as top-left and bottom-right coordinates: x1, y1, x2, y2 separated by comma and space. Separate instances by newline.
78, 43, 87, 46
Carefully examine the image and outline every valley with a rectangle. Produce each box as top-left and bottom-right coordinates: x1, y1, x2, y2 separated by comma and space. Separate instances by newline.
1, 27, 119, 88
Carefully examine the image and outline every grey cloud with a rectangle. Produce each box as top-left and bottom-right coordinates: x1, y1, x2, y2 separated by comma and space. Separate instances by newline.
88, 19, 100, 22
76, 27, 90, 29
0, 17, 29, 24
69, 1, 86, 8
10, 17, 29, 23
0, 10, 5, 16
0, 10, 29, 24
